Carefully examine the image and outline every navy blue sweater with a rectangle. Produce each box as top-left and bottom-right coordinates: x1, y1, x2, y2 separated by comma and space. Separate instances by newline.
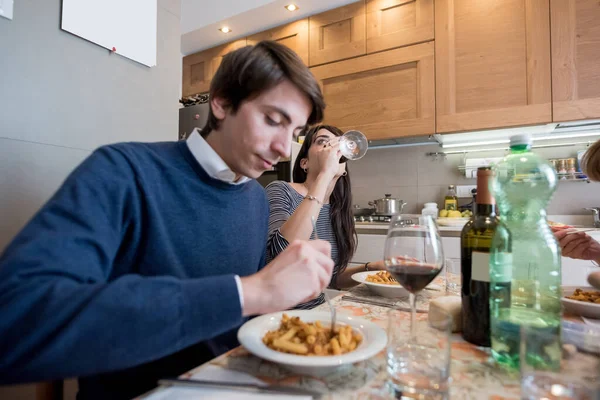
0, 141, 268, 398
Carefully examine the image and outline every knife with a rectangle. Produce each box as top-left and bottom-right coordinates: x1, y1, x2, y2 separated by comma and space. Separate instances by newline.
158, 378, 322, 398
341, 295, 428, 312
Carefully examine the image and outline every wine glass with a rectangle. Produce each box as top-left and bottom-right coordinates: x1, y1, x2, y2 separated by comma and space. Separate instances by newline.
384, 215, 444, 339
328, 130, 369, 162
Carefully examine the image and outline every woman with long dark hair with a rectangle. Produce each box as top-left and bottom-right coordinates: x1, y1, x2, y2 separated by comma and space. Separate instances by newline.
265, 124, 385, 309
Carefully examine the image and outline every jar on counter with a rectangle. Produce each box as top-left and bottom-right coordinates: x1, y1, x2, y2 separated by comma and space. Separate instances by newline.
556, 159, 567, 179
548, 159, 558, 173
566, 158, 577, 179
422, 202, 439, 219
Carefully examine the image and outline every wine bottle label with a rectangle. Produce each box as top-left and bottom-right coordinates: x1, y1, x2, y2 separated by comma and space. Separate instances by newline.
491, 252, 513, 283
472, 251, 491, 282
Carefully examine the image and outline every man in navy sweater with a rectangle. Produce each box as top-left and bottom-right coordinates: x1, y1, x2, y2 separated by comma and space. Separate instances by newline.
0, 41, 332, 399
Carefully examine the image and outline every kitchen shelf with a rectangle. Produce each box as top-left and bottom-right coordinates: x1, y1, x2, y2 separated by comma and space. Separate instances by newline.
457, 166, 590, 183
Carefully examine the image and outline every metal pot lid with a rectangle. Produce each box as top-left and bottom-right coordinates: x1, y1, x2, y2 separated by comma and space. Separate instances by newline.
374, 194, 404, 203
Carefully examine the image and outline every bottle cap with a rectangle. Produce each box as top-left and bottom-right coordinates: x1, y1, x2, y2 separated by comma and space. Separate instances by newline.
510, 134, 532, 147
424, 202, 438, 208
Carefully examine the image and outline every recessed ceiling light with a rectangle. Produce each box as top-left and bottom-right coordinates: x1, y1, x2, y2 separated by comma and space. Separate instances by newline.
285, 4, 299, 11
219, 27, 232, 33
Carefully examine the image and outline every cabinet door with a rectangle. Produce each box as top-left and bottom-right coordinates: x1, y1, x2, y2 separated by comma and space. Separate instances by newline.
182, 39, 247, 97
247, 19, 309, 65
311, 41, 435, 139
309, 1, 366, 66
366, 0, 434, 54
551, 0, 600, 122
435, 0, 552, 133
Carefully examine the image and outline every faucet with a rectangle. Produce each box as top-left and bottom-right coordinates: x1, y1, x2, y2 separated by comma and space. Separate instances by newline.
584, 208, 600, 228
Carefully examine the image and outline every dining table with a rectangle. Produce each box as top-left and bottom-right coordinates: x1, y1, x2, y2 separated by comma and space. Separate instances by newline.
139, 275, 600, 399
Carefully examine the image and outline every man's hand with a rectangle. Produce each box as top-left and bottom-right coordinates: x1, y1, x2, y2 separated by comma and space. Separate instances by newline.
241, 240, 334, 316
553, 226, 600, 263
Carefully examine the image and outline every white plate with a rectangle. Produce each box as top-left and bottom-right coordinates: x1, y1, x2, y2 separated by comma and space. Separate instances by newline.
237, 310, 387, 376
436, 217, 470, 227
351, 271, 409, 298
561, 286, 600, 319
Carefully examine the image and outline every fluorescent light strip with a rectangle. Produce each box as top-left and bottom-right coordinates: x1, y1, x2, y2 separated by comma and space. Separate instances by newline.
442, 139, 509, 149
441, 140, 596, 155
441, 131, 600, 149
533, 132, 600, 141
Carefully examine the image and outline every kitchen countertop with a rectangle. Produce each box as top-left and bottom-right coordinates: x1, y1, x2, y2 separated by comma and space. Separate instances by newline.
356, 222, 463, 237
356, 214, 597, 237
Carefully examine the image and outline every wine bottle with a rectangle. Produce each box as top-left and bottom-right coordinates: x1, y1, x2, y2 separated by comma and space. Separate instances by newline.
460, 167, 499, 347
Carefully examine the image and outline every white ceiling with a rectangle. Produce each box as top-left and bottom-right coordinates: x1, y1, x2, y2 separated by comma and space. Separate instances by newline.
180, 0, 360, 55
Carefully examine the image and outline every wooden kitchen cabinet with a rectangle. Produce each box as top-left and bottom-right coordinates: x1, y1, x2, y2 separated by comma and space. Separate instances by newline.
310, 41, 435, 139
182, 39, 247, 97
551, 0, 600, 122
309, 1, 366, 66
366, 0, 434, 54
435, 0, 552, 133
247, 19, 309, 65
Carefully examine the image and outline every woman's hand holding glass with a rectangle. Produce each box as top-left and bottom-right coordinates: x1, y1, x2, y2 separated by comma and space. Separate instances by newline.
314, 138, 346, 179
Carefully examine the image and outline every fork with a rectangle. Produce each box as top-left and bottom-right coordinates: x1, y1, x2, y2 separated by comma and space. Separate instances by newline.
311, 216, 337, 335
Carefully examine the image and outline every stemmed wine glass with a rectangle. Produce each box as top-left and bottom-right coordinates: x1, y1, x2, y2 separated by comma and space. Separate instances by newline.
327, 130, 369, 162
384, 215, 444, 339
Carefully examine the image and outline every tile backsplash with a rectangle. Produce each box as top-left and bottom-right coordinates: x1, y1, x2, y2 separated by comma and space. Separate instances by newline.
349, 143, 600, 215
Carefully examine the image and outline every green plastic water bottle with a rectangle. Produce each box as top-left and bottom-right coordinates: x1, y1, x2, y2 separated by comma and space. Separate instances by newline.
489, 134, 561, 371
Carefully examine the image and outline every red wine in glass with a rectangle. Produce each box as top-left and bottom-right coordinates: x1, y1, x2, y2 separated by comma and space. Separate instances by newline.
387, 261, 441, 293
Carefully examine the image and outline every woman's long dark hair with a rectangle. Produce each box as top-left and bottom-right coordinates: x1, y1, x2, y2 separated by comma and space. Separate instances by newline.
292, 125, 357, 276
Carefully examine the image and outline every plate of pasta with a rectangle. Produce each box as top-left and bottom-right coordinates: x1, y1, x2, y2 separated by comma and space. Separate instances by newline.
561, 286, 600, 319
351, 271, 409, 298
237, 310, 387, 376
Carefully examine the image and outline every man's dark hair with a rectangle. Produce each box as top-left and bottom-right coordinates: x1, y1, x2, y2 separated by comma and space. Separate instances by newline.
202, 40, 325, 137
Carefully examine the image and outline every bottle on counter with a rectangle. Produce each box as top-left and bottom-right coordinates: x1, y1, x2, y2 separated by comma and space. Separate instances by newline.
489, 134, 561, 371
460, 167, 500, 347
444, 185, 458, 211
421, 202, 439, 220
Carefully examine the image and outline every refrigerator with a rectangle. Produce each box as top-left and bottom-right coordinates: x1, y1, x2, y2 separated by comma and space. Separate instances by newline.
178, 101, 301, 187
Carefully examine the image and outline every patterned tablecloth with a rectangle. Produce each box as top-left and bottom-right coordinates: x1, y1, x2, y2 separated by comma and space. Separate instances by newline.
144, 277, 600, 399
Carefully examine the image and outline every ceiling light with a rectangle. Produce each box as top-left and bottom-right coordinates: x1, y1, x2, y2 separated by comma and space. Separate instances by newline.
219, 27, 231, 33
285, 4, 299, 11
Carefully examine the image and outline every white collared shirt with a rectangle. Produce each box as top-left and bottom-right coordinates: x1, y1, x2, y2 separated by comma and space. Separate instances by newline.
186, 128, 248, 311
186, 128, 250, 185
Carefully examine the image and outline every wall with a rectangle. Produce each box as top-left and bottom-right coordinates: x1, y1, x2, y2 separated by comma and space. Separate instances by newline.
0, 0, 181, 251
350, 142, 600, 216
0, 0, 181, 398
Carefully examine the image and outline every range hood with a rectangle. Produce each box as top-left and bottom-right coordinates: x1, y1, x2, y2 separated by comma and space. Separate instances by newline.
368, 119, 600, 151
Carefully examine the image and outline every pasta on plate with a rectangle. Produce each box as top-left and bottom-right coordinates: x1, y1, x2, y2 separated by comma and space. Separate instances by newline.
262, 314, 362, 356
365, 271, 398, 285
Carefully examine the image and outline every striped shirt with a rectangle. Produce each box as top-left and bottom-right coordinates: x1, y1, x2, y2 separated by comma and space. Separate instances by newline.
265, 181, 340, 309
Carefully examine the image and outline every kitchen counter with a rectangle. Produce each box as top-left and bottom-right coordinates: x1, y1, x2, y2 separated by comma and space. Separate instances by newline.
356, 214, 597, 237
356, 222, 463, 237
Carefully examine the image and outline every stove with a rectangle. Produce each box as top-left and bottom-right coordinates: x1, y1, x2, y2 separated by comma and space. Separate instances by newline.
354, 215, 392, 223
354, 215, 418, 225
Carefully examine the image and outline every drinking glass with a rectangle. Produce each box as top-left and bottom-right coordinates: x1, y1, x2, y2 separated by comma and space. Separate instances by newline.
520, 324, 598, 400
444, 259, 460, 296
328, 130, 369, 162
384, 215, 444, 339
387, 307, 452, 399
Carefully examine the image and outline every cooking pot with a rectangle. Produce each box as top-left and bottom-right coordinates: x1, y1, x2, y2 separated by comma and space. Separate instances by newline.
368, 194, 407, 215
352, 204, 375, 217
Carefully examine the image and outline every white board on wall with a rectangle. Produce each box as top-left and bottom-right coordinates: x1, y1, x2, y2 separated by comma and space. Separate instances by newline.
61, 0, 157, 67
